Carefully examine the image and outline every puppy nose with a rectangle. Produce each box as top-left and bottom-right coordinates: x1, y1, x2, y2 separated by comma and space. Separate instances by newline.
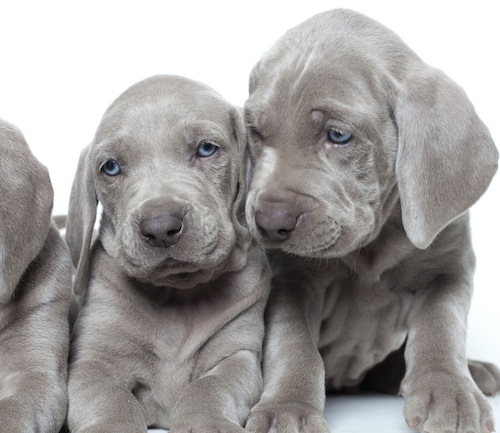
139, 212, 184, 248
255, 201, 300, 242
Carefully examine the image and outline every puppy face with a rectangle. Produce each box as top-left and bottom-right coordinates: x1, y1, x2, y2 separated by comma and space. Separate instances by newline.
68, 76, 248, 289
244, 9, 497, 257
245, 48, 399, 258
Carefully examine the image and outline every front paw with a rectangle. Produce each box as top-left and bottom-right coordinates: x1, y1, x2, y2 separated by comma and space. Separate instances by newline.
170, 414, 246, 433
401, 371, 495, 433
0, 397, 62, 433
246, 401, 329, 433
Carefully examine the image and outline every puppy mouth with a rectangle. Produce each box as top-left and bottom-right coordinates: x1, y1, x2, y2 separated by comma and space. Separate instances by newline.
252, 207, 344, 257
118, 253, 219, 288
115, 231, 231, 287
161, 268, 218, 288
272, 223, 344, 258
122, 238, 220, 271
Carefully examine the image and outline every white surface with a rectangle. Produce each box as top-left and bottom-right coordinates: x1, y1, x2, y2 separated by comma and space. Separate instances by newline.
148, 394, 500, 433
146, 394, 500, 432
324, 394, 500, 433
1, 1, 498, 431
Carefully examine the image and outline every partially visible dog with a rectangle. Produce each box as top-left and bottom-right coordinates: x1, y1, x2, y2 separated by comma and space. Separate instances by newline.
244, 9, 499, 433
0, 119, 72, 432
65, 75, 270, 432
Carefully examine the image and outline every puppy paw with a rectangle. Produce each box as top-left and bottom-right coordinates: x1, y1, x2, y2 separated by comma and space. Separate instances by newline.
245, 401, 329, 433
401, 371, 495, 433
469, 360, 500, 395
0, 397, 62, 433
169, 414, 246, 433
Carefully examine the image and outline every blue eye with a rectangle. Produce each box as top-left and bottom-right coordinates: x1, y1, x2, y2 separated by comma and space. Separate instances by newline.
101, 159, 121, 176
196, 141, 218, 158
327, 129, 352, 146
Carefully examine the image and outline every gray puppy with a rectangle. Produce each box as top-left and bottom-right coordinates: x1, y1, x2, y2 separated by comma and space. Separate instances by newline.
0, 119, 72, 432
244, 9, 499, 433
65, 75, 270, 432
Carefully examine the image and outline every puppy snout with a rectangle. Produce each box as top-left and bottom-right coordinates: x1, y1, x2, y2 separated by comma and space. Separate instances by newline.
255, 201, 301, 242
139, 207, 185, 248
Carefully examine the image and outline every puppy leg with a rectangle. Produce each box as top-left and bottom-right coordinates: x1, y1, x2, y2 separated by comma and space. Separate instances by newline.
170, 291, 270, 433
245, 285, 329, 433
67, 360, 147, 433
0, 373, 67, 433
170, 350, 262, 433
401, 283, 495, 433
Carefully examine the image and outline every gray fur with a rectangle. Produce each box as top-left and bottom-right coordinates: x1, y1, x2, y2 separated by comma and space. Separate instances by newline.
65, 75, 270, 432
244, 9, 499, 433
0, 118, 72, 432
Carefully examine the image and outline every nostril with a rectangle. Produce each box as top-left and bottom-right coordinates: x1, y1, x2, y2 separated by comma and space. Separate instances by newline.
257, 226, 292, 242
167, 227, 181, 237
142, 234, 155, 242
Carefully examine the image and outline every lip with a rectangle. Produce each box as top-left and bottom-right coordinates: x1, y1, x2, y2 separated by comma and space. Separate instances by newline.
259, 237, 289, 250
258, 222, 342, 258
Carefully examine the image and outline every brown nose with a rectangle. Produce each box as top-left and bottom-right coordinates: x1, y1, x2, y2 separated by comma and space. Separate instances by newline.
255, 200, 301, 242
139, 201, 186, 248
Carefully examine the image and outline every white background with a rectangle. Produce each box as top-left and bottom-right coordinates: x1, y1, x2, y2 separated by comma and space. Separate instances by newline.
1, 1, 498, 432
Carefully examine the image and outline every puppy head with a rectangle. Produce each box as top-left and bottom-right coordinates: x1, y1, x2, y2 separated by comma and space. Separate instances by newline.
245, 8, 498, 258
0, 119, 54, 302
66, 75, 250, 293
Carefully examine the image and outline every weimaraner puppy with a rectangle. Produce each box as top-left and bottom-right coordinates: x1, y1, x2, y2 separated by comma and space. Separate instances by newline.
0, 119, 72, 432
244, 9, 499, 433
65, 75, 270, 432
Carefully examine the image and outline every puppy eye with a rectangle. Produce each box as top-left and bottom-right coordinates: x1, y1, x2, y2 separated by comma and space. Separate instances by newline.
101, 159, 121, 176
327, 128, 353, 146
196, 141, 219, 158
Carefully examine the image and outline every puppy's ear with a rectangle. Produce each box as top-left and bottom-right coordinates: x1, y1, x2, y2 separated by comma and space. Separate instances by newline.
66, 145, 98, 295
229, 107, 252, 245
0, 122, 53, 302
394, 67, 498, 249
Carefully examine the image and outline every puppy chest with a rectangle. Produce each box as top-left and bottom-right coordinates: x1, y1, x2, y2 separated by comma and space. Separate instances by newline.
136, 357, 192, 424
317, 278, 412, 389
130, 305, 244, 422
79, 301, 216, 427
127, 324, 213, 426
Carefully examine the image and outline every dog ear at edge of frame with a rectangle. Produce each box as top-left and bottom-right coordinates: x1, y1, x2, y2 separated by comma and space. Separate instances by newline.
393, 65, 499, 250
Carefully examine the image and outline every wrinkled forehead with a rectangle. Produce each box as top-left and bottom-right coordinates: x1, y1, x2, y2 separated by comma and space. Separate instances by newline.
245, 59, 387, 135
92, 86, 238, 158
92, 117, 232, 163
246, 9, 418, 126
98, 87, 232, 138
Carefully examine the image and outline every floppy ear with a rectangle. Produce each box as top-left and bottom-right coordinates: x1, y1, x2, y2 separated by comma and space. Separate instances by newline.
66, 145, 98, 295
393, 67, 498, 249
0, 122, 53, 302
229, 107, 252, 245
